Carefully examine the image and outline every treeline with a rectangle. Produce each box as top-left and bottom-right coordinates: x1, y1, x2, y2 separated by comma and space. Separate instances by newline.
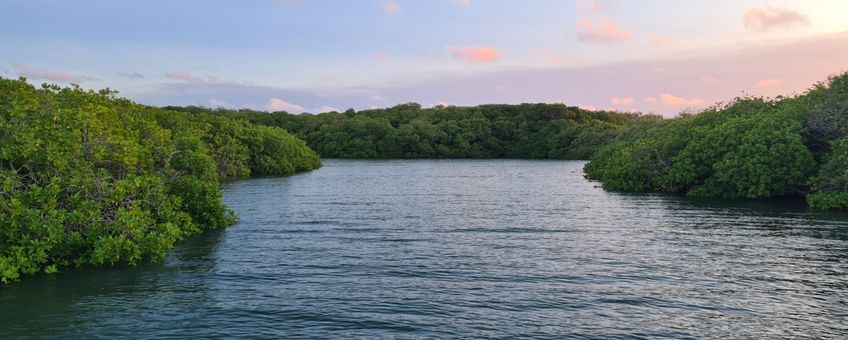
584, 73, 848, 210
167, 103, 660, 160
0, 77, 320, 283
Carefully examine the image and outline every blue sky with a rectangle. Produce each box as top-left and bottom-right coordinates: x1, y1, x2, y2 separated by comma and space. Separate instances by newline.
2, 0, 847, 115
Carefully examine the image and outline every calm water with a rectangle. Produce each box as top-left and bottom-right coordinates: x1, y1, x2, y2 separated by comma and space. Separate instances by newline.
2, 159, 848, 339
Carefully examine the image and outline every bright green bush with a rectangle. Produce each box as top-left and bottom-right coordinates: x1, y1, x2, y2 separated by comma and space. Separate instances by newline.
807, 192, 848, 210
585, 73, 848, 208
0, 77, 320, 283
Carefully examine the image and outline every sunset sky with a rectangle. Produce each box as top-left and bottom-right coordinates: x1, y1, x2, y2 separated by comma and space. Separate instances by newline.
3, 0, 847, 115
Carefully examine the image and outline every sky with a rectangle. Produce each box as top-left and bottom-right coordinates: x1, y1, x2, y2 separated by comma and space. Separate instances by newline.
2, 0, 847, 116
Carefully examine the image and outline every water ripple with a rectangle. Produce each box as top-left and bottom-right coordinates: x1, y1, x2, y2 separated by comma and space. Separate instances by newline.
2, 159, 848, 338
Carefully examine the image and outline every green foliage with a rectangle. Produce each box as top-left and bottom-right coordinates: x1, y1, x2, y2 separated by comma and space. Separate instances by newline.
0, 77, 320, 283
585, 73, 848, 208
166, 103, 659, 160
807, 192, 848, 210
804, 73, 848, 156
808, 136, 848, 209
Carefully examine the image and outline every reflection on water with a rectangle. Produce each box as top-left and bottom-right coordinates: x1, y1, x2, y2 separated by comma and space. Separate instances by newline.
0, 230, 226, 337
2, 159, 847, 338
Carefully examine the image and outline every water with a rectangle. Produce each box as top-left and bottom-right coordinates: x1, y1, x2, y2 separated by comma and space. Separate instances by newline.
2, 159, 848, 338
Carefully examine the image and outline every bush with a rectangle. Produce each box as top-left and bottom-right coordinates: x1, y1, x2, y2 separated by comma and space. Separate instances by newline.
585, 73, 848, 208
166, 103, 659, 159
0, 77, 320, 283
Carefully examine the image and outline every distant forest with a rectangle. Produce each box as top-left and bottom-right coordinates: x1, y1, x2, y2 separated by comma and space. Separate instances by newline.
166, 103, 659, 160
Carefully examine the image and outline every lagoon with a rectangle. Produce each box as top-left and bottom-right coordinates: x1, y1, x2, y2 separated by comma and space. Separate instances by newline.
2, 159, 847, 338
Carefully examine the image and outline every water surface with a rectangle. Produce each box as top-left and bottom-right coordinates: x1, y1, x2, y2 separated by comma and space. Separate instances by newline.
2, 160, 848, 338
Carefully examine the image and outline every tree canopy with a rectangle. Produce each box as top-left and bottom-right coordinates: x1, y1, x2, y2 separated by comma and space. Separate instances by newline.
0, 77, 320, 283
584, 73, 848, 209
167, 103, 660, 160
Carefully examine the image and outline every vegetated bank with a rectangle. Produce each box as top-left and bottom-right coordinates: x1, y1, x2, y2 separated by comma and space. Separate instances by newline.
584, 73, 848, 210
167, 103, 660, 159
0, 77, 320, 283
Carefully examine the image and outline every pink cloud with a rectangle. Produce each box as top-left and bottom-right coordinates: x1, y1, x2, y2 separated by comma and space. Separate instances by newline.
652, 66, 669, 74
448, 45, 500, 63
756, 78, 785, 87
266, 98, 306, 113
165, 70, 199, 81
371, 95, 387, 101
575, 16, 633, 44
644, 96, 657, 103
165, 70, 218, 83
577, 0, 607, 14
577, 104, 598, 111
373, 52, 391, 62
700, 75, 718, 84
13, 64, 88, 82
660, 93, 706, 107
610, 96, 635, 106
647, 36, 674, 46
381, 0, 402, 15
744, 7, 808, 32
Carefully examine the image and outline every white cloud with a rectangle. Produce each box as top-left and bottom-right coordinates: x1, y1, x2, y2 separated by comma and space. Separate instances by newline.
13, 64, 92, 82
267, 98, 306, 113
700, 75, 718, 84
209, 98, 228, 108
757, 78, 784, 87
119, 72, 145, 80
314, 105, 339, 113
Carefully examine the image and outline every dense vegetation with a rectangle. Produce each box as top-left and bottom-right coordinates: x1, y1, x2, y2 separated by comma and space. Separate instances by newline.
584, 73, 848, 209
167, 103, 660, 160
0, 77, 320, 283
